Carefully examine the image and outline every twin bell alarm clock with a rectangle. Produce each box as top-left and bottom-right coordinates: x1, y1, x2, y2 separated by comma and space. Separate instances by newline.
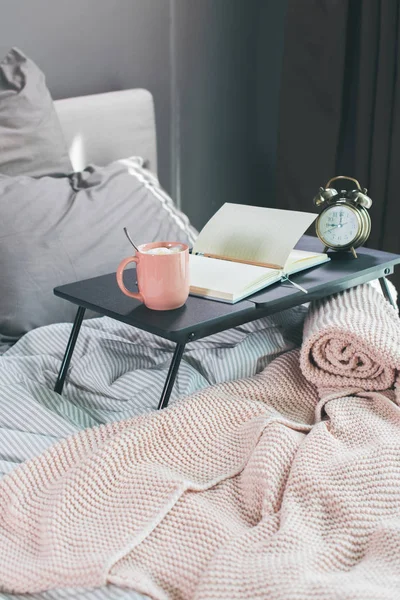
313, 175, 372, 258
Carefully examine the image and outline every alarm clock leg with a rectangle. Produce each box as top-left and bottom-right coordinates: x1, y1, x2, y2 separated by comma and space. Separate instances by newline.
350, 246, 358, 258
323, 246, 329, 253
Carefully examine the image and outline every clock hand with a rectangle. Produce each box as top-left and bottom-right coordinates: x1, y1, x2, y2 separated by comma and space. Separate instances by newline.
325, 222, 349, 232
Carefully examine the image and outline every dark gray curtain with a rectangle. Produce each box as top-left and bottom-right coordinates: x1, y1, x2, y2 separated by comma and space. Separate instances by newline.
276, 0, 400, 289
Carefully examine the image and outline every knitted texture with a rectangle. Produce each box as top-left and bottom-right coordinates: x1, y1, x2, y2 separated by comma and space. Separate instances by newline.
301, 283, 400, 391
1, 285, 400, 599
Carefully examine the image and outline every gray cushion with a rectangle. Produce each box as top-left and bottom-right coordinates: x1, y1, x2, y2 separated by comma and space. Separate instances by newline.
0, 48, 72, 177
0, 157, 197, 348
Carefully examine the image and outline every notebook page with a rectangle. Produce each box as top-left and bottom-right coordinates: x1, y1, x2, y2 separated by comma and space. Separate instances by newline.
192, 203, 317, 268
284, 249, 330, 275
189, 254, 278, 297
284, 249, 326, 268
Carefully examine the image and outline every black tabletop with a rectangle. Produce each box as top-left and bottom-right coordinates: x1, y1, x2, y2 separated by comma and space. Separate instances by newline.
249, 236, 400, 310
54, 268, 257, 343
54, 236, 400, 344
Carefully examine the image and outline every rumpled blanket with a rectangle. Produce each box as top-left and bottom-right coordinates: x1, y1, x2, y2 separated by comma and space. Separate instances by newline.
1, 283, 400, 599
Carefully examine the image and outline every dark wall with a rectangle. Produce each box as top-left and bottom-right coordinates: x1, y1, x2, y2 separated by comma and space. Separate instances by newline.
175, 0, 258, 229
254, 0, 288, 207
175, 0, 288, 228
0, 0, 287, 230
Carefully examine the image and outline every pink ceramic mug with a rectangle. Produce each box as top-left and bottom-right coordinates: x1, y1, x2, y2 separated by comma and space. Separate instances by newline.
116, 241, 190, 310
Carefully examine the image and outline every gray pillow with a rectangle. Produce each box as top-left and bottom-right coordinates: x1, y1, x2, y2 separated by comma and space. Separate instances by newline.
0, 47, 72, 176
0, 157, 197, 349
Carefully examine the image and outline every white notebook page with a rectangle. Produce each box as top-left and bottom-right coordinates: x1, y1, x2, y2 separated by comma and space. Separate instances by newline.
189, 254, 278, 296
284, 249, 330, 274
192, 203, 317, 269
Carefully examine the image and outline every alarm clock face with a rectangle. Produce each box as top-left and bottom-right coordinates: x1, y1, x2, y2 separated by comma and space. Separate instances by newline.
317, 204, 360, 248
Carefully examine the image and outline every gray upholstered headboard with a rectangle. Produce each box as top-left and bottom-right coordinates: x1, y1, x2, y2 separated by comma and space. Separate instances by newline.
54, 89, 157, 174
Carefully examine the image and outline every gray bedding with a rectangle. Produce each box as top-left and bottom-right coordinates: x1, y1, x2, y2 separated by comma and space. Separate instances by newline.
0, 307, 306, 599
0, 157, 197, 350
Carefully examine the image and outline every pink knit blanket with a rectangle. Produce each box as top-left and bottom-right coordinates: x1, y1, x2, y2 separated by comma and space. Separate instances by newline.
301, 283, 400, 391
1, 283, 400, 599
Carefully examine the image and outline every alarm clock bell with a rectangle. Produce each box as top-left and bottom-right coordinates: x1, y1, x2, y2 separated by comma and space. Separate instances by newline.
313, 176, 372, 259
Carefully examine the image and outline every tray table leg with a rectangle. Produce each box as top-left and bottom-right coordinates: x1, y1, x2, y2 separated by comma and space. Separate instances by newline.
379, 277, 397, 309
157, 342, 186, 410
54, 306, 86, 395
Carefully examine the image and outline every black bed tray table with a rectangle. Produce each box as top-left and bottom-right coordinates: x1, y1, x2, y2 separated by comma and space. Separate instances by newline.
53, 236, 400, 409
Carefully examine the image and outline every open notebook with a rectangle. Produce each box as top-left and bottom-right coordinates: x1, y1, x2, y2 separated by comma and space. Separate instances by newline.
189, 203, 330, 303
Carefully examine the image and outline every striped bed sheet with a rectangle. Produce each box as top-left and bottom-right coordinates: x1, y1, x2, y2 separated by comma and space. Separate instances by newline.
0, 306, 307, 600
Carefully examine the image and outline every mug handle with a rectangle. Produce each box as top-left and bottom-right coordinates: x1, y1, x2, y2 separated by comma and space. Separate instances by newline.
116, 256, 144, 302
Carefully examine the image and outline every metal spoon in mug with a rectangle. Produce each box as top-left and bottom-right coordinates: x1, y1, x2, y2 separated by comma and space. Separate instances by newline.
123, 227, 139, 252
